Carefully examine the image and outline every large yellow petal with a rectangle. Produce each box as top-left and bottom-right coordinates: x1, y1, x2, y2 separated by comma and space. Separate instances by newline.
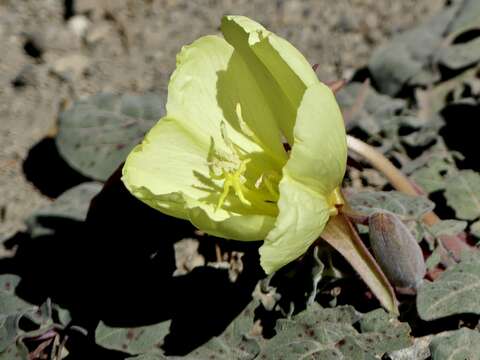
123, 117, 209, 219
168, 34, 286, 167
260, 175, 330, 274
221, 15, 319, 144
259, 83, 347, 274
122, 117, 276, 240
167, 35, 253, 153
287, 83, 347, 195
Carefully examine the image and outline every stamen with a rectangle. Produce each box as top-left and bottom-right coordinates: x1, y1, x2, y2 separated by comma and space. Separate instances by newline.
220, 121, 233, 149
254, 171, 280, 201
216, 178, 232, 211
236, 103, 258, 142
209, 116, 281, 215
214, 157, 252, 211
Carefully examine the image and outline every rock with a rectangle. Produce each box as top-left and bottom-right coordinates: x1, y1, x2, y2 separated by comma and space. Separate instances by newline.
173, 238, 205, 276
51, 53, 90, 80
21, 32, 45, 59
76, 0, 128, 20
67, 15, 90, 39
85, 22, 111, 44
75, 0, 101, 15
11, 64, 37, 88
45, 25, 82, 51
336, 14, 359, 32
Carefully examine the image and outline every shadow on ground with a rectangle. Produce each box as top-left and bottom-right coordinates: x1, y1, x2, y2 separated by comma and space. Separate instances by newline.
441, 103, 480, 171
1, 168, 264, 358
23, 137, 90, 198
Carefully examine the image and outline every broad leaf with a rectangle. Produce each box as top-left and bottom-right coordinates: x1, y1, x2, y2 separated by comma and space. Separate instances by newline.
0, 314, 23, 353
417, 254, 480, 320
25, 182, 102, 238
427, 65, 480, 112
471, 220, 480, 238
0, 275, 55, 358
446, 0, 480, 37
428, 220, 468, 237
57, 93, 164, 180
0, 275, 32, 316
0, 341, 29, 360
358, 309, 413, 354
368, 3, 458, 95
258, 303, 411, 359
346, 191, 434, 220
437, 37, 480, 70
126, 354, 169, 360
95, 320, 171, 355
444, 170, 480, 220
387, 335, 432, 360
429, 328, 480, 360
336, 82, 405, 136
410, 157, 454, 194
184, 300, 260, 360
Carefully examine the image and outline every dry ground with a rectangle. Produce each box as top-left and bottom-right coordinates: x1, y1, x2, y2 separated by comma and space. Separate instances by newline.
0, 0, 442, 237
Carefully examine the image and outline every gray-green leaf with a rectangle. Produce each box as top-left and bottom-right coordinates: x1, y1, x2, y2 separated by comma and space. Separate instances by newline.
0, 275, 32, 316
429, 328, 480, 360
417, 254, 480, 320
25, 182, 102, 238
347, 191, 434, 220
446, 0, 480, 37
0, 340, 29, 360
95, 320, 171, 355
258, 304, 411, 359
445, 170, 480, 220
437, 37, 480, 70
336, 82, 405, 136
410, 157, 454, 194
126, 354, 169, 360
368, 3, 458, 95
57, 93, 164, 181
184, 300, 260, 360
471, 220, 480, 238
0, 275, 51, 357
428, 220, 468, 237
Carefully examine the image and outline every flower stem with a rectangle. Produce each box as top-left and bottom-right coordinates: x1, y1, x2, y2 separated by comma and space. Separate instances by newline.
346, 135, 436, 222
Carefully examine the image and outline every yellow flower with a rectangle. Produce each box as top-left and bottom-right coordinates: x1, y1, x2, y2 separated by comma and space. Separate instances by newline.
122, 16, 347, 274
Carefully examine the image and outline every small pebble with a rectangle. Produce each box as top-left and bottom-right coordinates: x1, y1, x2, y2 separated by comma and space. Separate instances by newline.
68, 15, 90, 38
51, 53, 90, 80
11, 64, 37, 88
22, 32, 45, 59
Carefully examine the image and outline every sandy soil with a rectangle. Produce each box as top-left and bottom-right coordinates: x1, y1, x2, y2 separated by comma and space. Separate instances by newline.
0, 0, 442, 238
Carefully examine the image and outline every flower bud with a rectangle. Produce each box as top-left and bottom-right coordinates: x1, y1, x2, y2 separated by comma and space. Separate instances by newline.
368, 211, 426, 288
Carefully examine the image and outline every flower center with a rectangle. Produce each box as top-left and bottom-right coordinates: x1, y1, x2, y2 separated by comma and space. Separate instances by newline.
208, 122, 279, 215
